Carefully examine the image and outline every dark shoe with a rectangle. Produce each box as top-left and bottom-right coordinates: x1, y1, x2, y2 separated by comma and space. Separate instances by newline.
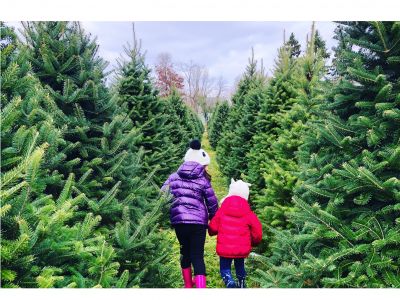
237, 276, 246, 288
222, 274, 236, 288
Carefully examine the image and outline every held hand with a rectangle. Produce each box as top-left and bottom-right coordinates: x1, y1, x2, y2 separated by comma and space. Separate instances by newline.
208, 227, 217, 236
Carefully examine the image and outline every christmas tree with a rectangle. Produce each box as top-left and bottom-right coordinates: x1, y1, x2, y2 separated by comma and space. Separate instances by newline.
21, 21, 118, 199
207, 101, 230, 149
216, 50, 266, 181
115, 32, 178, 185
1, 22, 124, 288
285, 32, 301, 58
163, 88, 202, 160
187, 108, 204, 139
245, 41, 299, 191
8, 21, 181, 288
253, 21, 400, 288
247, 24, 328, 257
314, 30, 330, 59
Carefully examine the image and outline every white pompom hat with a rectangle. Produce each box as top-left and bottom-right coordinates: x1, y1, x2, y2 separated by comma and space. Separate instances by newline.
184, 139, 211, 166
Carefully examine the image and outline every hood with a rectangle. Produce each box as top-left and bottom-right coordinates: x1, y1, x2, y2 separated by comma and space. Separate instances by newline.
221, 195, 251, 217
227, 178, 251, 200
177, 161, 205, 179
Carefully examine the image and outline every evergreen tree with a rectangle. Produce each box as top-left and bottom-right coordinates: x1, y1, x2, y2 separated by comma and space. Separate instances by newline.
110, 35, 195, 286
22, 21, 156, 225
216, 50, 266, 181
115, 36, 177, 185
187, 108, 204, 139
163, 91, 189, 162
246, 42, 299, 191
13, 21, 181, 288
285, 32, 301, 58
208, 101, 230, 149
163, 88, 202, 160
21, 21, 120, 200
1, 22, 124, 288
248, 24, 328, 257
253, 21, 400, 288
314, 30, 330, 59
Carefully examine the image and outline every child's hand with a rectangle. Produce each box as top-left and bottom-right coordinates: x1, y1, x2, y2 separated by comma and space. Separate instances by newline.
208, 227, 217, 236
208, 210, 220, 236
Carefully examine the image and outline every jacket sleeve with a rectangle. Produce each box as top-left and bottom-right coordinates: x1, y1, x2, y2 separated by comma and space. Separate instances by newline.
208, 209, 221, 236
249, 211, 263, 246
203, 180, 219, 220
161, 175, 172, 192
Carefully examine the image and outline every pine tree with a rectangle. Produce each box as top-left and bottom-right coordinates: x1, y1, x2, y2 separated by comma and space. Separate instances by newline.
248, 24, 328, 257
216, 50, 266, 181
115, 34, 178, 185
10, 21, 182, 288
20, 21, 120, 200
246, 41, 299, 191
208, 101, 230, 149
187, 108, 204, 139
314, 30, 330, 59
1, 23, 57, 287
163, 88, 202, 160
285, 32, 301, 58
22, 21, 163, 215
1, 22, 124, 288
110, 32, 193, 286
254, 21, 400, 288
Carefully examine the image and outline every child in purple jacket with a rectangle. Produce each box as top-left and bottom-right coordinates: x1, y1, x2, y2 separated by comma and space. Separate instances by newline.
162, 140, 219, 288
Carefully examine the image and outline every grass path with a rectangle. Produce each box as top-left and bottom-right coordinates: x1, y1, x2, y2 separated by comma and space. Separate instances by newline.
201, 131, 228, 288
201, 131, 229, 200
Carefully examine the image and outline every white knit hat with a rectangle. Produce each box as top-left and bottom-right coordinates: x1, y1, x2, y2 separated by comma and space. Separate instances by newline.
221, 178, 252, 202
184, 140, 211, 166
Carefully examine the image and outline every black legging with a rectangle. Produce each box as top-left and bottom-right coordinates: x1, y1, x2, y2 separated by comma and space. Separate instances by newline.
174, 224, 207, 275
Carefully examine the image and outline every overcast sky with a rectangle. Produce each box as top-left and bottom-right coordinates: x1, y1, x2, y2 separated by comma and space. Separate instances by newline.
9, 21, 338, 94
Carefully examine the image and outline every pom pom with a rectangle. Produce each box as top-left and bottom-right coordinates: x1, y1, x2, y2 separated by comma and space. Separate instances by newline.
189, 139, 201, 150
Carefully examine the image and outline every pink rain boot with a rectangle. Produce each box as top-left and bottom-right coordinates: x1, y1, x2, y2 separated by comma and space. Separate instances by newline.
181, 267, 193, 288
194, 275, 206, 288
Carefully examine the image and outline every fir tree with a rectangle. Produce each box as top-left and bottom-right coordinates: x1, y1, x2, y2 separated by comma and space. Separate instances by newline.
248, 24, 328, 257
115, 34, 177, 185
314, 30, 330, 59
285, 32, 301, 58
208, 101, 230, 149
163, 88, 201, 160
1, 23, 124, 288
246, 41, 299, 191
9, 21, 182, 288
254, 21, 400, 288
21, 21, 119, 200
187, 108, 204, 139
110, 32, 194, 286
216, 50, 266, 181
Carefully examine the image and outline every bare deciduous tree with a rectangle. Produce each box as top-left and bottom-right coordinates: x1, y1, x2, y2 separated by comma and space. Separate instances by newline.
215, 76, 227, 100
178, 61, 228, 122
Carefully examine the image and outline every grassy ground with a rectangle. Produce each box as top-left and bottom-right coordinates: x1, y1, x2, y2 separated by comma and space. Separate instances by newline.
202, 131, 228, 288
201, 131, 229, 200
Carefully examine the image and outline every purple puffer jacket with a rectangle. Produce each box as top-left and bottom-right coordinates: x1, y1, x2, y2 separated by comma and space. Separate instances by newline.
162, 161, 219, 226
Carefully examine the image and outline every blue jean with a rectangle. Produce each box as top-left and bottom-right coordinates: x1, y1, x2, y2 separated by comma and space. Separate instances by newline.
220, 257, 246, 282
